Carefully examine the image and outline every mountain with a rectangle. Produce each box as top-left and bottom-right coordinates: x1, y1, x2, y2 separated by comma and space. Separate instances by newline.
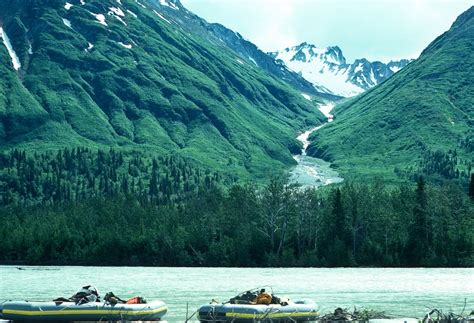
0, 0, 328, 180
306, 6, 474, 181
269, 42, 412, 97
149, 0, 340, 101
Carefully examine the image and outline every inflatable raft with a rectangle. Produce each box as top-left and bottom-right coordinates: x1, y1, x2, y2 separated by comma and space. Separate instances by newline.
198, 300, 319, 322
0, 299, 167, 321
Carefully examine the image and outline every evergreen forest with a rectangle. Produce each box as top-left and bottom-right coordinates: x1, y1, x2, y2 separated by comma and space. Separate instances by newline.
0, 149, 472, 267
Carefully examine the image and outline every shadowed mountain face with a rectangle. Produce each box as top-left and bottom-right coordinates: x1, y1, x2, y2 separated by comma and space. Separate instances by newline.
270, 42, 412, 97
307, 6, 474, 181
0, 0, 327, 179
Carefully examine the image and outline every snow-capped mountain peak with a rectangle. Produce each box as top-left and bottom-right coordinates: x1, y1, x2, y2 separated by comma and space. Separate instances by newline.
269, 43, 412, 97
279, 42, 346, 66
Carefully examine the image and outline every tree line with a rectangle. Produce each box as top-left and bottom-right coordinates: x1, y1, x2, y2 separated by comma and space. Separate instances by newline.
1, 176, 472, 267
0, 148, 226, 207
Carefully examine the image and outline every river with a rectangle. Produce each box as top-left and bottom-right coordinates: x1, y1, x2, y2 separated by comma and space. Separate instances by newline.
0, 266, 472, 321
290, 102, 344, 188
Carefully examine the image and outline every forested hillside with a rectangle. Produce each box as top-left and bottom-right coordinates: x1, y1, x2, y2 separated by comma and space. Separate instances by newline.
0, 0, 326, 180
0, 149, 227, 207
307, 6, 474, 182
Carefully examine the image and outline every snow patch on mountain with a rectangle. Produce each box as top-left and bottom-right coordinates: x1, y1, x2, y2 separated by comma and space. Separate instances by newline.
90, 12, 107, 26
154, 10, 171, 24
160, 0, 179, 10
62, 18, 72, 28
118, 42, 132, 49
64, 2, 73, 10
0, 27, 21, 70
135, 0, 146, 9
127, 9, 138, 18
318, 102, 335, 122
109, 7, 125, 17
85, 42, 94, 52
107, 7, 127, 25
301, 93, 311, 101
248, 56, 258, 66
390, 66, 400, 73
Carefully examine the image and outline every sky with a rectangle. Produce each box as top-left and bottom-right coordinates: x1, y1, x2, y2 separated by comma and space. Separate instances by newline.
180, 0, 473, 63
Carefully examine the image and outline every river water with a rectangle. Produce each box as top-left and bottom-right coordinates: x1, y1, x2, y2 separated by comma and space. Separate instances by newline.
1, 266, 472, 321
290, 103, 344, 188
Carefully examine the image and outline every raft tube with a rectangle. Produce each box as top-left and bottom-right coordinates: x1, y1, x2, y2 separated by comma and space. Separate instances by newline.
198, 300, 319, 322
1, 299, 167, 321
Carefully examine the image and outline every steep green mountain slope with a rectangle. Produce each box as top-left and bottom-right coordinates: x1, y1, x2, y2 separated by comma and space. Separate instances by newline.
307, 6, 474, 181
0, 0, 326, 180
149, 0, 341, 101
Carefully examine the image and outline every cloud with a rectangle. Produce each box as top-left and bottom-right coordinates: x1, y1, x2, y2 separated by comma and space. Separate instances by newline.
233, 0, 299, 51
182, 0, 473, 61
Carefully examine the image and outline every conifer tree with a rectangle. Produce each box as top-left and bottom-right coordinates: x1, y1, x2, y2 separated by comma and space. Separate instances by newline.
469, 173, 474, 199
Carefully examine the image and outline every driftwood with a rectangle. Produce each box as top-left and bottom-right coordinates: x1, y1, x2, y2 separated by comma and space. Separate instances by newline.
318, 305, 474, 323
319, 307, 391, 321
422, 308, 474, 322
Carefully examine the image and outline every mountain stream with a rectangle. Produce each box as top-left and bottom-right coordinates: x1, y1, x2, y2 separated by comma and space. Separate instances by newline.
289, 103, 344, 188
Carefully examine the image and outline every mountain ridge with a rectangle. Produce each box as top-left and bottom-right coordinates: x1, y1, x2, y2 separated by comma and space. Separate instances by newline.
0, 0, 326, 180
269, 42, 412, 97
306, 6, 474, 181
150, 0, 341, 101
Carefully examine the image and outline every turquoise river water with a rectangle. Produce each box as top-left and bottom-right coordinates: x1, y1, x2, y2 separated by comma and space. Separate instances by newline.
0, 266, 472, 321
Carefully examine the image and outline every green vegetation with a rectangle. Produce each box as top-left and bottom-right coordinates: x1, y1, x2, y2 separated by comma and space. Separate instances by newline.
0, 175, 472, 267
307, 6, 474, 182
0, 2, 472, 268
0, 0, 326, 180
0, 149, 228, 207
0, 149, 472, 267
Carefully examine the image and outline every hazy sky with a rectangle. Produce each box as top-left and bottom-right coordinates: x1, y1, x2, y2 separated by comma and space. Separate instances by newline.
181, 0, 473, 63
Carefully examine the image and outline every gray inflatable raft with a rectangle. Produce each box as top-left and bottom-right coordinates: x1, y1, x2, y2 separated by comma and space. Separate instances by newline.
198, 300, 319, 322
1, 299, 167, 321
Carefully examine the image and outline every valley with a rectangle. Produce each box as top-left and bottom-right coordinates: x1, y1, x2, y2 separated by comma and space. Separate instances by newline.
290, 102, 343, 188
0, 0, 472, 268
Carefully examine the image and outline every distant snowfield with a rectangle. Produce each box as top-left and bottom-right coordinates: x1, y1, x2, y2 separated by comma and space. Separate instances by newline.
0, 27, 21, 70
390, 65, 401, 73
276, 47, 364, 97
318, 102, 335, 122
272, 44, 410, 98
